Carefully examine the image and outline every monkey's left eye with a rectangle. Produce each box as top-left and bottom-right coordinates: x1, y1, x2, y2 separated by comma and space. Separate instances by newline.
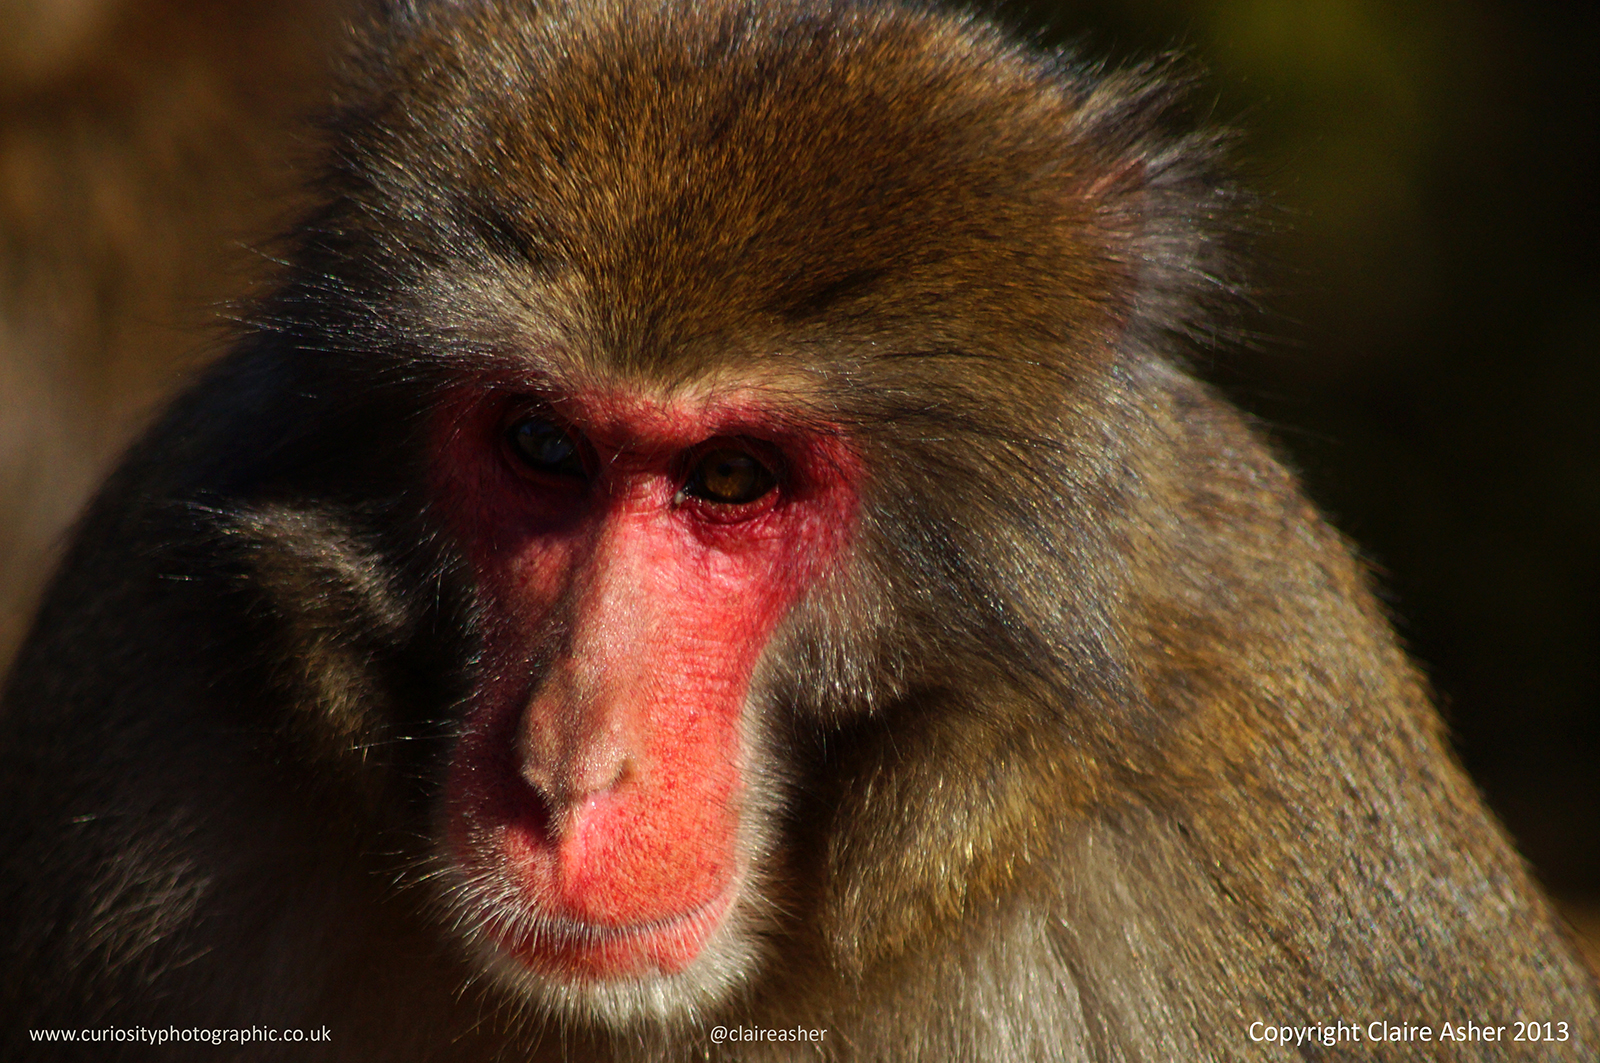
682, 448, 778, 506
506, 414, 588, 481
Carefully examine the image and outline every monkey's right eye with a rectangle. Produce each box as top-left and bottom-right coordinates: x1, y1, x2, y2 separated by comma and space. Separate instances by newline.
506, 415, 587, 482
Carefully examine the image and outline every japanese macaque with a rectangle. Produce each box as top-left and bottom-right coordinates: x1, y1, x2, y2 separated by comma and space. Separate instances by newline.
1, 0, 1596, 1060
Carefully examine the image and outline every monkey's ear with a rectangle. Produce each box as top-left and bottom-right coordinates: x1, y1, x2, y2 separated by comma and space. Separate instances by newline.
1082, 60, 1261, 354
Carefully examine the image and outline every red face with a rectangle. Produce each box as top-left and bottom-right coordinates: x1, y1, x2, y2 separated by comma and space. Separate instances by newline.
432, 378, 857, 983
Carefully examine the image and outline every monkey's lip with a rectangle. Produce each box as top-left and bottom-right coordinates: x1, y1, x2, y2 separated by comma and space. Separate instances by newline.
487, 880, 738, 980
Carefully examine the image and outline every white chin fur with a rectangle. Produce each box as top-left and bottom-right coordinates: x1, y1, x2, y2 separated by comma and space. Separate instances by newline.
484, 894, 766, 1027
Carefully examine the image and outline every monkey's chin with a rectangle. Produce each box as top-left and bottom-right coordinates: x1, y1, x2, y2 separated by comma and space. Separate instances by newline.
464, 881, 762, 1027
492, 887, 736, 979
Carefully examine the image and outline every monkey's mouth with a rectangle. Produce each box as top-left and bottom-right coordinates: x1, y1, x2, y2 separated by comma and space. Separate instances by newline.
481, 880, 739, 981
446, 690, 750, 984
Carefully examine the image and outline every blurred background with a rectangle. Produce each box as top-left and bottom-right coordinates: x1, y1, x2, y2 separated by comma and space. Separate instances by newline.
2, 0, 1596, 943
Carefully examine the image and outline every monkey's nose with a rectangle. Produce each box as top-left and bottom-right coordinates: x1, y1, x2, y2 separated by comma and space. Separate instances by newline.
518, 740, 633, 839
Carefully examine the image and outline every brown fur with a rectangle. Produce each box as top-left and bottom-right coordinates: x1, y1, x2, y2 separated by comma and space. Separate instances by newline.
2, 1, 1596, 1060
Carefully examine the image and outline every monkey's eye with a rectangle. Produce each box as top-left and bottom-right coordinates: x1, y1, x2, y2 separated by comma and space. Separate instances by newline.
682, 448, 778, 506
506, 414, 587, 481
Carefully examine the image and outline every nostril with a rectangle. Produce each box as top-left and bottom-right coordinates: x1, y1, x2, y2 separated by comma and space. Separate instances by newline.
515, 764, 563, 842
519, 761, 565, 806
518, 751, 632, 840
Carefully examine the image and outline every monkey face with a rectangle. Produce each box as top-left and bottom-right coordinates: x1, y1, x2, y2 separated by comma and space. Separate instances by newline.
427, 379, 858, 1019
